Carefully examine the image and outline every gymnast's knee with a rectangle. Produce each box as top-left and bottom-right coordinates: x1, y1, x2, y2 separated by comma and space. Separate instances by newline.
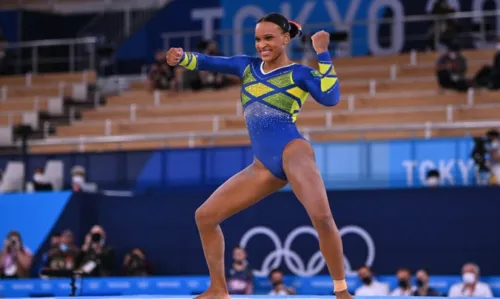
195, 206, 219, 228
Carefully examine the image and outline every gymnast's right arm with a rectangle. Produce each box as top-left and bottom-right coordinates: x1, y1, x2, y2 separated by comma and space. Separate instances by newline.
166, 47, 251, 78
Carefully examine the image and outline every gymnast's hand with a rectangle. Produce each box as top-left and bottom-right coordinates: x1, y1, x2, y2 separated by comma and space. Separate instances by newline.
311, 30, 330, 54
166, 47, 184, 66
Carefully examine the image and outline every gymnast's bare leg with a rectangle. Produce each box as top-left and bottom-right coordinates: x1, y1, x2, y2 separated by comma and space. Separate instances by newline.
282, 139, 353, 299
194, 159, 287, 299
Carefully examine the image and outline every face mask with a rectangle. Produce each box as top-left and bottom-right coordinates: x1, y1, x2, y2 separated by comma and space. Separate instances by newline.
463, 272, 476, 284
72, 175, 84, 184
427, 177, 439, 186
398, 279, 409, 288
272, 280, 283, 287
60, 244, 68, 252
33, 173, 45, 183
491, 140, 499, 148
362, 276, 373, 285
417, 279, 425, 287
496, 43, 500, 51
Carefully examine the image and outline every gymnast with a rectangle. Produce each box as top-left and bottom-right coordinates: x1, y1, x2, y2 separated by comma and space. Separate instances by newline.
167, 12, 351, 299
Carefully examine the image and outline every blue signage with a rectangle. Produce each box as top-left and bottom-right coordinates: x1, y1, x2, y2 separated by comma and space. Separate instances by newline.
0, 137, 484, 191
2, 275, 500, 297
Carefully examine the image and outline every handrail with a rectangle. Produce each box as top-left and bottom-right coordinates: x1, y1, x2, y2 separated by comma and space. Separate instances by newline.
0, 37, 97, 49
27, 120, 500, 147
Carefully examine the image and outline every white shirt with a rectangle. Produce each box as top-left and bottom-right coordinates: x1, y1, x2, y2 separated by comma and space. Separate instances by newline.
355, 280, 390, 296
390, 286, 417, 296
448, 282, 493, 297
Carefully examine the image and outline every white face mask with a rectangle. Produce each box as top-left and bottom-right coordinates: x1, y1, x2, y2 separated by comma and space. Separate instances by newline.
427, 177, 439, 187
72, 175, 84, 185
491, 140, 499, 148
462, 272, 476, 284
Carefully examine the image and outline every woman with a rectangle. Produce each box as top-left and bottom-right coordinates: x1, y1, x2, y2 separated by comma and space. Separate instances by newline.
167, 13, 351, 299
0, 231, 33, 278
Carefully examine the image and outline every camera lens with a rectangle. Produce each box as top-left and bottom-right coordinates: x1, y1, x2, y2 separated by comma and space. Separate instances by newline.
91, 233, 101, 243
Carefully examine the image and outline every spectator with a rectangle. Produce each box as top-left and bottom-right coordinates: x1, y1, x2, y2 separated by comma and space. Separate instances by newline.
78, 225, 115, 277
486, 129, 500, 185
436, 44, 469, 92
148, 50, 177, 92
71, 165, 97, 193
472, 39, 500, 90
0, 231, 33, 278
354, 265, 389, 296
0, 27, 6, 74
31, 167, 53, 191
425, 169, 441, 187
390, 268, 416, 296
39, 232, 61, 276
227, 246, 253, 295
122, 248, 152, 276
268, 268, 295, 295
448, 263, 493, 297
42, 230, 80, 276
189, 40, 228, 91
413, 268, 440, 296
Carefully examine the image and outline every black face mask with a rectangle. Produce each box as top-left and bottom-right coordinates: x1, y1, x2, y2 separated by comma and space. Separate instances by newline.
362, 277, 373, 285
416, 279, 425, 287
398, 279, 410, 288
272, 280, 283, 287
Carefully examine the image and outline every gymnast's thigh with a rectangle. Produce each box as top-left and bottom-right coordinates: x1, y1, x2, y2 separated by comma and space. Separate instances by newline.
196, 159, 287, 223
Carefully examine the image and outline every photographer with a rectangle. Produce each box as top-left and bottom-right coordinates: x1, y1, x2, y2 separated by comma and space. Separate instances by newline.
78, 225, 115, 277
486, 129, 500, 185
122, 248, 152, 276
0, 231, 33, 278
42, 230, 80, 276
471, 136, 491, 186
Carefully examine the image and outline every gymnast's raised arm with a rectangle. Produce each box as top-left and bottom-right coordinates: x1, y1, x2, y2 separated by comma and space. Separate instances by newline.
166, 47, 251, 78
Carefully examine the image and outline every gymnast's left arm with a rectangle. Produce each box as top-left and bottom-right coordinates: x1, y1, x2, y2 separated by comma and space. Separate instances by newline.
295, 51, 340, 107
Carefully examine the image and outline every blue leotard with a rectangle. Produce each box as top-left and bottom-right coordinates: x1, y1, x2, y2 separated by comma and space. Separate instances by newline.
178, 51, 340, 180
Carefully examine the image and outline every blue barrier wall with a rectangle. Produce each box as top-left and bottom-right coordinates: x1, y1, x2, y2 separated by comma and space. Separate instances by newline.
2, 275, 500, 297
1, 187, 499, 280
0, 137, 479, 191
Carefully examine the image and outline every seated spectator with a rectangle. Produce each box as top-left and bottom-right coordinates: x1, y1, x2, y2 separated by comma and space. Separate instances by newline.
71, 165, 97, 193
390, 268, 416, 296
0, 231, 33, 278
472, 39, 500, 90
0, 27, 6, 74
268, 268, 295, 295
78, 225, 115, 277
227, 246, 253, 295
425, 169, 441, 187
413, 268, 440, 296
122, 248, 153, 276
31, 167, 53, 191
354, 265, 389, 296
188, 40, 229, 91
41, 230, 80, 277
448, 263, 493, 297
148, 50, 177, 92
436, 44, 469, 92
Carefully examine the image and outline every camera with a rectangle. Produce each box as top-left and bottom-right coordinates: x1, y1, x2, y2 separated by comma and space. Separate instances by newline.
471, 137, 489, 172
91, 232, 102, 243
9, 237, 18, 248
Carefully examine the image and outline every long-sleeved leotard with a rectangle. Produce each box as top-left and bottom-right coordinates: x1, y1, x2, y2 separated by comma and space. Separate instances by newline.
178, 51, 340, 180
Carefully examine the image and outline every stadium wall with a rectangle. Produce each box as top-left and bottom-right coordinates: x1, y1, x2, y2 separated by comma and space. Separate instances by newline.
116, 0, 500, 61
0, 137, 481, 191
1, 187, 499, 281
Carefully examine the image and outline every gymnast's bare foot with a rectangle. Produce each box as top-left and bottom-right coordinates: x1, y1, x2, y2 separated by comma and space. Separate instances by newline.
194, 288, 230, 299
335, 289, 354, 299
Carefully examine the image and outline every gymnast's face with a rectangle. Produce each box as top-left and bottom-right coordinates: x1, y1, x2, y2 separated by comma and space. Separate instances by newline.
255, 21, 290, 62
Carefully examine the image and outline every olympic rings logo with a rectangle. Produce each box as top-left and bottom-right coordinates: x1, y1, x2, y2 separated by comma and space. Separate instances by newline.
239, 225, 375, 277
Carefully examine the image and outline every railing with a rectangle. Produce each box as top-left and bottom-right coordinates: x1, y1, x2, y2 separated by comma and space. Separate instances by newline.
25, 120, 500, 151
162, 9, 500, 58
0, 37, 97, 75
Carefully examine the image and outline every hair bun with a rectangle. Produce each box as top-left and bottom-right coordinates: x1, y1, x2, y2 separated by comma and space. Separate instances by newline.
288, 21, 303, 39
